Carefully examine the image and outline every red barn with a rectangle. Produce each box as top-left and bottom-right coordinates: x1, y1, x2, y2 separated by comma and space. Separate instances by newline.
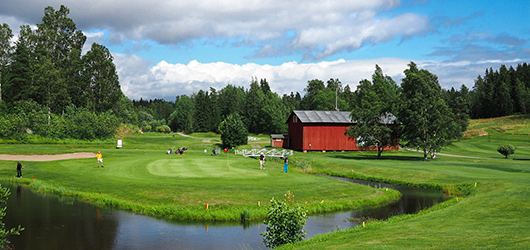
286, 110, 398, 152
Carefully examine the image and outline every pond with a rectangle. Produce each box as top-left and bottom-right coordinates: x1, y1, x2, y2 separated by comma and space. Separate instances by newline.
2, 178, 447, 249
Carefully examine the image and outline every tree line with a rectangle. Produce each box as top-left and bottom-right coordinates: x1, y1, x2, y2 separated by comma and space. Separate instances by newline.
134, 77, 359, 135
0, 6, 136, 140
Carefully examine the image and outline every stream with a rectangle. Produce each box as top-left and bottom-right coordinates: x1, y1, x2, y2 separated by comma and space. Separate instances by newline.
2, 177, 447, 249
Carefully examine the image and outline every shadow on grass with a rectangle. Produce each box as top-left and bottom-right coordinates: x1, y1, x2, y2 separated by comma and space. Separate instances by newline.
329, 155, 425, 161
460, 162, 530, 173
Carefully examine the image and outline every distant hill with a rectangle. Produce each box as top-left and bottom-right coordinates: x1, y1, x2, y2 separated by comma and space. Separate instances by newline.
464, 115, 530, 138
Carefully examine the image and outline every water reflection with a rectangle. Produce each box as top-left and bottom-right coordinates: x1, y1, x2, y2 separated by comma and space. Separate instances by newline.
2, 178, 447, 249
7, 184, 118, 249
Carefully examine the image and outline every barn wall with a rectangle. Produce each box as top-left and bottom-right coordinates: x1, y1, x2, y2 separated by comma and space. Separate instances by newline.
271, 139, 284, 147
302, 124, 358, 151
287, 114, 304, 151
286, 112, 399, 152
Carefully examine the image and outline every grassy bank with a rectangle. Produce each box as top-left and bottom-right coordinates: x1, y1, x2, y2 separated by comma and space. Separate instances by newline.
281, 116, 530, 249
0, 132, 400, 222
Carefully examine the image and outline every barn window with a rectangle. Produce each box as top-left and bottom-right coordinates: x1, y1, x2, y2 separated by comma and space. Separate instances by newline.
293, 116, 298, 123
275, 139, 282, 141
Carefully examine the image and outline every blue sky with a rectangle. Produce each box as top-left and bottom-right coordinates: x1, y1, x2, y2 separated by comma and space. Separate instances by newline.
1, 0, 529, 100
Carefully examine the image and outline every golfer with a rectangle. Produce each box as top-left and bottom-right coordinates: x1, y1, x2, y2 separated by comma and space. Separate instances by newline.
16, 162, 24, 178
96, 151, 104, 168
283, 154, 288, 173
259, 153, 265, 169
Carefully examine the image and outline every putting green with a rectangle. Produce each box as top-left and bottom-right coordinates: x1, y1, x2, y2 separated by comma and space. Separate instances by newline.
146, 159, 267, 178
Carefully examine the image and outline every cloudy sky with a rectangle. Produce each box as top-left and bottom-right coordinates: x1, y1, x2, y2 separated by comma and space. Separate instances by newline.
1, 0, 529, 101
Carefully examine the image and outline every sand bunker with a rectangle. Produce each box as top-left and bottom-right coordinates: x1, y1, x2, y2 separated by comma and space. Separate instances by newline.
0, 152, 96, 162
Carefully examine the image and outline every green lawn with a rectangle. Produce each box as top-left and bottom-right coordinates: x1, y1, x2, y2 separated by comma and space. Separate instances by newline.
280, 120, 530, 249
0, 132, 399, 221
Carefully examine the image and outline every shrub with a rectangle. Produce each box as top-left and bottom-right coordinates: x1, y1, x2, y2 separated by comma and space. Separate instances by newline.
497, 144, 516, 158
154, 125, 170, 133
143, 124, 152, 132
218, 113, 248, 148
261, 191, 308, 248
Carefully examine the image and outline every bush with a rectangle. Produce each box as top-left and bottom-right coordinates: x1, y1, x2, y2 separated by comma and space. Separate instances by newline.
155, 125, 171, 133
218, 113, 248, 148
497, 144, 516, 158
140, 121, 151, 132
0, 102, 119, 141
261, 191, 308, 248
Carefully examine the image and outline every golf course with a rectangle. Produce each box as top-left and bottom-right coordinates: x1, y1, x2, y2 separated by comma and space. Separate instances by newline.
0, 115, 529, 249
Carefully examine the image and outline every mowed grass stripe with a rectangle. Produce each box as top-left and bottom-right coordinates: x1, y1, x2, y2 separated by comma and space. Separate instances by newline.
147, 158, 267, 178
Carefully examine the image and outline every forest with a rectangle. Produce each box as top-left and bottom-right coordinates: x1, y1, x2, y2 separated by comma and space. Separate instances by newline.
1, 5, 529, 141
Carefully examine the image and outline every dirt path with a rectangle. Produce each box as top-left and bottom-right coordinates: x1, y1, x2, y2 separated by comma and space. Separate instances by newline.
176, 132, 193, 138
0, 152, 96, 162
402, 148, 491, 159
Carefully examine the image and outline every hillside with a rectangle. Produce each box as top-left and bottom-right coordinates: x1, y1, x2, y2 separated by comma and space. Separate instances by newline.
464, 114, 530, 138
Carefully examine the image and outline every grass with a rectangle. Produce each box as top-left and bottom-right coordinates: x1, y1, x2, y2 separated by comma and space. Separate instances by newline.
0, 132, 399, 222
2, 115, 530, 248
463, 114, 530, 138
279, 116, 530, 249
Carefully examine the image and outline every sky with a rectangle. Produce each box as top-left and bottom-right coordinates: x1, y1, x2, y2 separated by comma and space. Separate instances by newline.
1, 0, 529, 101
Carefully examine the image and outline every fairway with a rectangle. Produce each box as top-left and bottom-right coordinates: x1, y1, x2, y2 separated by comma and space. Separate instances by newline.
146, 158, 268, 178
0, 133, 399, 222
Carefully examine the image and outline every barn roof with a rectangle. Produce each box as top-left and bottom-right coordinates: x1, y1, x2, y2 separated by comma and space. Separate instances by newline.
290, 110, 396, 124
292, 110, 353, 124
271, 134, 288, 139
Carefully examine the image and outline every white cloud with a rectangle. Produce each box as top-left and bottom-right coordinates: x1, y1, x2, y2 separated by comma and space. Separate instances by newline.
115, 55, 413, 100
0, 0, 427, 60
293, 12, 429, 60
115, 55, 529, 101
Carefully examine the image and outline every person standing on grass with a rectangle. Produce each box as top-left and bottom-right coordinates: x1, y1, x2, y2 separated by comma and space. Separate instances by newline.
283, 154, 288, 173
259, 153, 265, 169
96, 151, 104, 168
16, 162, 24, 178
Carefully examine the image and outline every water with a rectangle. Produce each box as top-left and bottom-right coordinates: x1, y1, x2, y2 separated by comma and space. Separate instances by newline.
2, 178, 447, 249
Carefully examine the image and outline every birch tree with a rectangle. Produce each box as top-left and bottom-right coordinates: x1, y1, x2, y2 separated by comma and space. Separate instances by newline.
399, 62, 460, 160
346, 65, 399, 158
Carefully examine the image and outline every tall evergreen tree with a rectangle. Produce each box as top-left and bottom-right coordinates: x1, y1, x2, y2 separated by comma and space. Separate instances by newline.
260, 92, 289, 134
282, 92, 302, 111
217, 84, 245, 120
82, 43, 121, 114
192, 90, 214, 132
493, 65, 514, 117
243, 78, 265, 133
0, 23, 13, 102
301, 79, 325, 110
260, 78, 271, 95
4, 30, 34, 104
168, 95, 194, 132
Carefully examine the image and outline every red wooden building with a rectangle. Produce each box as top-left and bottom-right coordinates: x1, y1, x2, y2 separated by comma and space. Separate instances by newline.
286, 110, 398, 152
270, 134, 289, 148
